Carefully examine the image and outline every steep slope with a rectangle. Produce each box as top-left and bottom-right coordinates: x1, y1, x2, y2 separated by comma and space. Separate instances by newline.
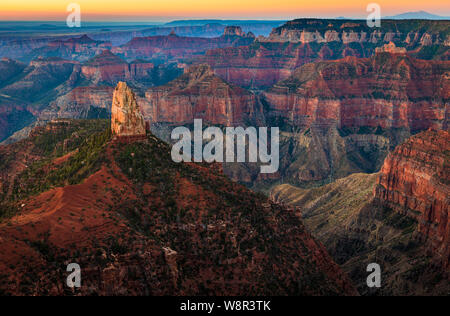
0, 57, 79, 103
270, 129, 449, 295
231, 52, 449, 189
375, 129, 449, 265
0, 58, 26, 87
144, 64, 260, 126
200, 19, 449, 89
81, 50, 154, 85
112, 30, 255, 63
268, 19, 449, 47
0, 118, 356, 296
24, 35, 113, 62
264, 52, 449, 132
271, 172, 449, 295
38, 86, 114, 121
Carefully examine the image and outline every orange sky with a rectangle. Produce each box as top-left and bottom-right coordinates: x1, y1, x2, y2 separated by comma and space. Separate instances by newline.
0, 0, 449, 21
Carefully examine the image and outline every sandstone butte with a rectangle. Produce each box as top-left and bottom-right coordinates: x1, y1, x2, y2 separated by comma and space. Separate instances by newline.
375, 129, 450, 266
144, 64, 258, 126
111, 82, 146, 137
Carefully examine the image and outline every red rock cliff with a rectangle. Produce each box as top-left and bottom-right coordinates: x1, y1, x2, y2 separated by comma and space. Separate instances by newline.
81, 50, 154, 85
111, 82, 146, 136
263, 54, 450, 131
375, 129, 449, 265
144, 64, 259, 126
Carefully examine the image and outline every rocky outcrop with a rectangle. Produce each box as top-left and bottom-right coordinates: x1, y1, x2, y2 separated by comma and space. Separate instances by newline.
0, 119, 357, 296
39, 86, 114, 120
199, 42, 318, 88
199, 19, 449, 89
375, 129, 449, 265
81, 50, 154, 85
111, 82, 146, 136
223, 26, 255, 38
26, 35, 113, 62
144, 64, 259, 126
112, 33, 254, 62
0, 57, 79, 102
264, 54, 450, 132
270, 172, 450, 295
266, 19, 449, 46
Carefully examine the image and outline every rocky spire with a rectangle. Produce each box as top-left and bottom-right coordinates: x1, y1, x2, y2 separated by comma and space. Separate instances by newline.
111, 82, 146, 136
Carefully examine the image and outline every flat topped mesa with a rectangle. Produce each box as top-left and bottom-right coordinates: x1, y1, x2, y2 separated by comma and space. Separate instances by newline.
111, 82, 146, 137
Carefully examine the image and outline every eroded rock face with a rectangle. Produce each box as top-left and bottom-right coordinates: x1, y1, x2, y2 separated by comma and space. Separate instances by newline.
112, 34, 255, 62
267, 19, 449, 46
39, 86, 114, 120
81, 50, 154, 85
375, 129, 450, 265
28, 35, 113, 62
144, 64, 259, 126
263, 54, 450, 132
0, 121, 357, 296
200, 19, 449, 89
111, 82, 146, 136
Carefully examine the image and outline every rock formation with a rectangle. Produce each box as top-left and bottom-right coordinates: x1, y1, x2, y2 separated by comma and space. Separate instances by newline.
375, 42, 407, 54
144, 64, 259, 126
270, 171, 450, 295
112, 33, 254, 62
27, 35, 113, 62
266, 19, 449, 46
263, 54, 450, 132
223, 26, 246, 37
0, 119, 357, 296
81, 50, 154, 85
375, 129, 449, 265
111, 82, 146, 136
199, 19, 449, 89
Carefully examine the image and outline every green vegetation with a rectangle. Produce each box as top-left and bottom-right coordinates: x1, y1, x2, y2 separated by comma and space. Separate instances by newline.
7, 120, 111, 201
0, 202, 19, 222
31, 119, 109, 158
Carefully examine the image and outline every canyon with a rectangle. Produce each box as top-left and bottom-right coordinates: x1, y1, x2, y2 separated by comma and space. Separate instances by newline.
200, 19, 449, 88
271, 130, 449, 295
375, 129, 449, 266
111, 26, 255, 63
0, 17, 449, 296
263, 51, 449, 132
0, 117, 356, 295
144, 64, 260, 126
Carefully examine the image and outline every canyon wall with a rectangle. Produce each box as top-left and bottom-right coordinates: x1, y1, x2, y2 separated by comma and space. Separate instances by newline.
144, 64, 259, 126
375, 129, 449, 265
200, 19, 449, 89
263, 53, 450, 132
81, 50, 154, 85
112, 30, 255, 62
267, 19, 449, 46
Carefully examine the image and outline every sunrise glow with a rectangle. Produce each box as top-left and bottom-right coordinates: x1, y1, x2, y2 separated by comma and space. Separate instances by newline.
0, 0, 449, 21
